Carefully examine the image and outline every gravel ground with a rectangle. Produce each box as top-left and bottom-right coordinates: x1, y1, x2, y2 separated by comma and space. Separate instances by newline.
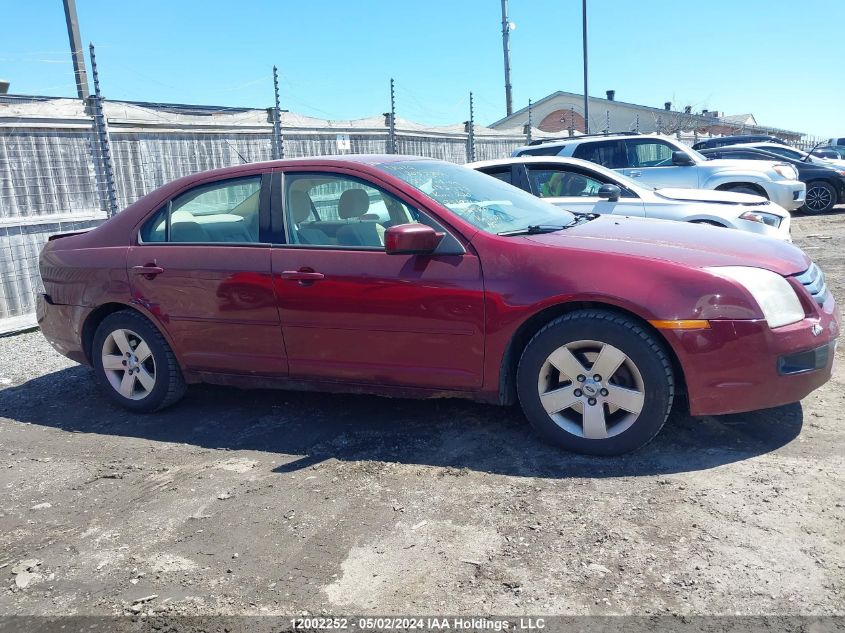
0, 209, 843, 621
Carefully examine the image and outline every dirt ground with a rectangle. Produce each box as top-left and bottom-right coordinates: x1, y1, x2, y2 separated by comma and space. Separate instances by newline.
1, 208, 843, 621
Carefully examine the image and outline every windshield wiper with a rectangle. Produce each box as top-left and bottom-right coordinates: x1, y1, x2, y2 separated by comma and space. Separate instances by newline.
497, 224, 568, 236
497, 214, 598, 236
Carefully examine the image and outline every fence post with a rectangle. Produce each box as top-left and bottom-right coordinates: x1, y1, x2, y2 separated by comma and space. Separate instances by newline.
388, 78, 397, 154
272, 66, 284, 159
466, 92, 476, 162
524, 99, 533, 144
88, 43, 119, 217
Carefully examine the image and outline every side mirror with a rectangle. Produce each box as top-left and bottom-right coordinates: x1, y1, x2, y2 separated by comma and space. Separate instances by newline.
672, 150, 696, 166
597, 184, 621, 202
385, 223, 443, 255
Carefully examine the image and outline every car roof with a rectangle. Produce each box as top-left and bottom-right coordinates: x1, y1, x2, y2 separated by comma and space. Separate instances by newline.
515, 132, 669, 151
133, 154, 439, 186
731, 142, 796, 150
469, 155, 603, 169
700, 146, 798, 161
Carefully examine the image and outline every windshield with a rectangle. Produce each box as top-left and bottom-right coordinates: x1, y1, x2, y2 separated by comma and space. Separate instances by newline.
381, 160, 576, 234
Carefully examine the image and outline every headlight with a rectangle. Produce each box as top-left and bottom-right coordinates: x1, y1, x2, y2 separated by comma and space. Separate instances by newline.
706, 266, 804, 328
739, 210, 782, 228
772, 164, 798, 180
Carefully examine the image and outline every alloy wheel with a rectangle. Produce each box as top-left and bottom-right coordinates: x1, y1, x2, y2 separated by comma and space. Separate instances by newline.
101, 328, 156, 400
536, 339, 645, 439
805, 184, 833, 212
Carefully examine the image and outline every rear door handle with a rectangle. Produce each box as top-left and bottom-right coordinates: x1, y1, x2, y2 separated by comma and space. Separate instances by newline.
279, 270, 325, 281
628, 170, 642, 177
132, 264, 164, 278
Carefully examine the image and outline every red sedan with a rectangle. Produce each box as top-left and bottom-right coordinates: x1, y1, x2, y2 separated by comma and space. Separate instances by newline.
37, 156, 839, 455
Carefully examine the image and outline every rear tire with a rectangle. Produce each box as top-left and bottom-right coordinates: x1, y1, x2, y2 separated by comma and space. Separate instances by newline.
92, 310, 186, 412
516, 310, 674, 456
802, 181, 836, 214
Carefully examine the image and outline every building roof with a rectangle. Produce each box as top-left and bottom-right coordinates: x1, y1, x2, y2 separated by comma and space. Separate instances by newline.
489, 90, 803, 137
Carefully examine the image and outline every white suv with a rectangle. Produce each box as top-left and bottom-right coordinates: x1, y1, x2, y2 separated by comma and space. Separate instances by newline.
513, 133, 806, 211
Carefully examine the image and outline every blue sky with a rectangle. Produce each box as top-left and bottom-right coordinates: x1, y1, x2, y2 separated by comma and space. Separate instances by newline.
2, 0, 843, 137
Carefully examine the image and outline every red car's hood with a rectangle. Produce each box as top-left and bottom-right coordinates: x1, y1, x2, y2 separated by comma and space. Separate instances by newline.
525, 215, 809, 276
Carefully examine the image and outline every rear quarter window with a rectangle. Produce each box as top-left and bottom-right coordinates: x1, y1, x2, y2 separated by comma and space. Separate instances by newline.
516, 145, 565, 157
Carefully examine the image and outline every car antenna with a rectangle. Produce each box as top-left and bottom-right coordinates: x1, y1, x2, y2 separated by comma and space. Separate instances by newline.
804, 140, 824, 163
223, 139, 249, 164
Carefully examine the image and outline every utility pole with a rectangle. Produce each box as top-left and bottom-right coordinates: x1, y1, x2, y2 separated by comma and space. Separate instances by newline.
501, 0, 514, 116
582, 0, 589, 133
63, 0, 89, 99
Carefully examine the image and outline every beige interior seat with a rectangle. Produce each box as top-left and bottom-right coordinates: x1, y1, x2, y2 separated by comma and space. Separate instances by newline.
335, 189, 384, 247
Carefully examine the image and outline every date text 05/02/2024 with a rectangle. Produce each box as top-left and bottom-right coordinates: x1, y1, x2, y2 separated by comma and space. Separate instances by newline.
289, 617, 547, 630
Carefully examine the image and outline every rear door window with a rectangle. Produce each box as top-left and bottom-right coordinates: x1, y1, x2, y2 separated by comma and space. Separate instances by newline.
572, 140, 628, 168
139, 176, 263, 244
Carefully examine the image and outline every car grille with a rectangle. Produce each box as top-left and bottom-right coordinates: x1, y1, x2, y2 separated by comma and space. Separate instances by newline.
795, 262, 829, 306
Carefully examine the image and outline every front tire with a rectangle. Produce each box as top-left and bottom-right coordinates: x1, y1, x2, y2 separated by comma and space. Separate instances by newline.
725, 184, 767, 198
802, 181, 836, 214
516, 310, 674, 456
92, 310, 186, 412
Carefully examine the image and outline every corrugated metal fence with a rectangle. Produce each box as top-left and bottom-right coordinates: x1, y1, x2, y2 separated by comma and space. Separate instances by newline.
0, 96, 536, 333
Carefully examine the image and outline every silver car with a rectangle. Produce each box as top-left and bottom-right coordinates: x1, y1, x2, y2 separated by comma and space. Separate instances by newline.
512, 134, 806, 212
469, 156, 791, 240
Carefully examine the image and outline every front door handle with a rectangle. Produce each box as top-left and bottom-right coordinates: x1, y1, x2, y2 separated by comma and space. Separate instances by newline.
628, 170, 642, 178
132, 264, 164, 278
279, 270, 325, 282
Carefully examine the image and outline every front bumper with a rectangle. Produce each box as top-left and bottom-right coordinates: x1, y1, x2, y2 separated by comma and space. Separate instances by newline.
665, 293, 840, 416
765, 179, 806, 211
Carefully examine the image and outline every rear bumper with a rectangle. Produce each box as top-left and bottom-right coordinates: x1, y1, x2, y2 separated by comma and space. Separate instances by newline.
36, 294, 89, 365
666, 295, 840, 416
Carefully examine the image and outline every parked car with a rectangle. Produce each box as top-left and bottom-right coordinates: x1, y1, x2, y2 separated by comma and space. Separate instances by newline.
692, 135, 788, 151
810, 147, 842, 160
513, 134, 807, 211
828, 137, 845, 147
699, 146, 845, 213
37, 156, 839, 455
822, 146, 845, 159
468, 156, 791, 239
729, 142, 845, 169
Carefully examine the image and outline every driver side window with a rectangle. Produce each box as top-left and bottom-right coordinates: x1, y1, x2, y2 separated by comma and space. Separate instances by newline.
283, 173, 418, 249
625, 140, 675, 168
527, 168, 605, 198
